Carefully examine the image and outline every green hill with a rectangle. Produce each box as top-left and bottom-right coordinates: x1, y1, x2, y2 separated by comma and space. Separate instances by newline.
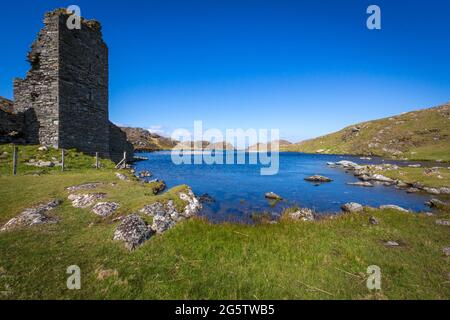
120, 127, 178, 151
284, 102, 450, 161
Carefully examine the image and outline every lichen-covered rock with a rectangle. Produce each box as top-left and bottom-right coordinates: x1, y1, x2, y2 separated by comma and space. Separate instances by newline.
305, 175, 333, 182
406, 188, 420, 193
265, 192, 283, 200
370, 174, 394, 183
435, 219, 450, 226
92, 202, 119, 217
423, 187, 441, 195
427, 198, 447, 208
288, 208, 315, 221
68, 193, 106, 208
439, 187, 450, 194
140, 188, 201, 234
113, 214, 153, 250
66, 183, 102, 192
379, 205, 410, 213
1, 200, 61, 232
341, 202, 363, 213
115, 172, 130, 181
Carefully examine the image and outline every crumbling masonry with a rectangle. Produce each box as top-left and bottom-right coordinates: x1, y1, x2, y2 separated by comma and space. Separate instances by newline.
0, 9, 133, 162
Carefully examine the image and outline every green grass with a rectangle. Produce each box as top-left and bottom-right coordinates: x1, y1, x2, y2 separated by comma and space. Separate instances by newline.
284, 103, 450, 161
0, 144, 116, 175
374, 167, 450, 189
0, 145, 449, 300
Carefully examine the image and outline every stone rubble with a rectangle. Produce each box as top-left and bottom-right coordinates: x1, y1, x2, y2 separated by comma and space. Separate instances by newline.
341, 202, 364, 213
140, 188, 202, 234
1, 200, 61, 232
288, 208, 315, 221
68, 193, 106, 208
66, 183, 102, 192
379, 205, 410, 213
92, 202, 119, 217
113, 214, 154, 251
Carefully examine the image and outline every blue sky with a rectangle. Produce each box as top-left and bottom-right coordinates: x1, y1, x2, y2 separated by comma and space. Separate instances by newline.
1, 0, 449, 142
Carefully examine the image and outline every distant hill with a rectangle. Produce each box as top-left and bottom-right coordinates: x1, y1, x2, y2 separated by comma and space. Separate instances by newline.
120, 127, 178, 151
283, 102, 450, 161
247, 140, 292, 152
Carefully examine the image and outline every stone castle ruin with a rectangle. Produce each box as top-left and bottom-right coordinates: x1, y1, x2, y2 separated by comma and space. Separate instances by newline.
0, 9, 133, 162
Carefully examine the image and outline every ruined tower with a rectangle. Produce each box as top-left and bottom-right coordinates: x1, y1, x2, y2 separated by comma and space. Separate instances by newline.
11, 9, 132, 162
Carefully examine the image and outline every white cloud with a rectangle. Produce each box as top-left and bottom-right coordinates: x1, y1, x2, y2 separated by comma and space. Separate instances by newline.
147, 125, 166, 136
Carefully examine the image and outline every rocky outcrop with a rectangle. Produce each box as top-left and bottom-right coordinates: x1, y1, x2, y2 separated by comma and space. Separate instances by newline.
113, 214, 154, 250
347, 181, 373, 187
140, 188, 201, 234
68, 193, 106, 208
287, 208, 315, 221
66, 183, 102, 192
341, 202, 364, 213
379, 205, 410, 213
1, 200, 61, 231
120, 127, 178, 151
92, 202, 119, 217
304, 175, 333, 182
265, 192, 283, 200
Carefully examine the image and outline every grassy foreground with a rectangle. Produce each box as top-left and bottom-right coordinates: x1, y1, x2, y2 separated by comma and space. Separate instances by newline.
0, 146, 449, 299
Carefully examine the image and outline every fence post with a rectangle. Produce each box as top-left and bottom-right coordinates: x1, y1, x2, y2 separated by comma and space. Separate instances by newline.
12, 146, 18, 176
95, 152, 99, 169
61, 149, 65, 172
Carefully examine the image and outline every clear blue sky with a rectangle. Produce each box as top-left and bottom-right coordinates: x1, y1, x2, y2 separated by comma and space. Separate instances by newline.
1, 0, 449, 142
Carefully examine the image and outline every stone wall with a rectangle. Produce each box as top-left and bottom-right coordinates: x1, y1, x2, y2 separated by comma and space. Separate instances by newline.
13, 11, 60, 146
58, 13, 110, 158
6, 9, 134, 162
109, 122, 134, 163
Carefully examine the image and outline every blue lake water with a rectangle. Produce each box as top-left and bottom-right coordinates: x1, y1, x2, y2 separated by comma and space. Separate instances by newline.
134, 152, 432, 223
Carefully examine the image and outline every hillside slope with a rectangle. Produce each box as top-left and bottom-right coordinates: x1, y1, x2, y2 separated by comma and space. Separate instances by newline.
120, 127, 178, 151
284, 103, 450, 161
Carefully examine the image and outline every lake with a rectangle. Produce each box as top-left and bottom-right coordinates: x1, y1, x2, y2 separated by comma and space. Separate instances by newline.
133, 151, 432, 223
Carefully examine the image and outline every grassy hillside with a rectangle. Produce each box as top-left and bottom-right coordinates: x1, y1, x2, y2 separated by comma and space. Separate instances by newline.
120, 127, 178, 151
284, 103, 450, 161
0, 145, 449, 299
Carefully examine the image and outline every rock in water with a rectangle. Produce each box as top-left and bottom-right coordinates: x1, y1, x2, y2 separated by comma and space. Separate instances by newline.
304, 175, 333, 182
406, 188, 420, 193
288, 208, 315, 221
379, 205, 410, 213
265, 192, 283, 200
1, 200, 61, 232
198, 193, 215, 203
113, 214, 153, 250
341, 202, 364, 213
92, 202, 119, 217
347, 182, 373, 187
427, 198, 447, 208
